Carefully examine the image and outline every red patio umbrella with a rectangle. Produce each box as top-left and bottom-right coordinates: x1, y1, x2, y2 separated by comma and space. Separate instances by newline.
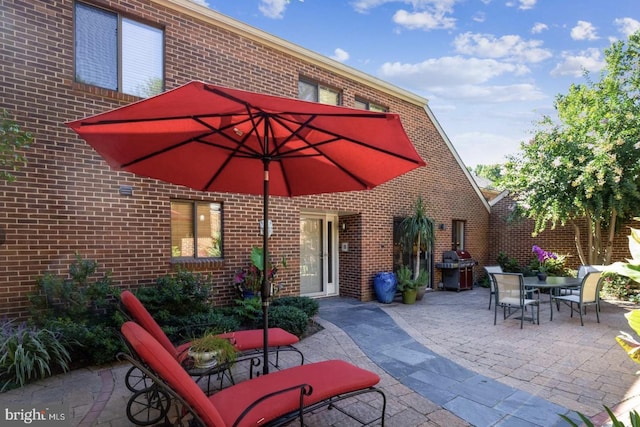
66, 81, 425, 374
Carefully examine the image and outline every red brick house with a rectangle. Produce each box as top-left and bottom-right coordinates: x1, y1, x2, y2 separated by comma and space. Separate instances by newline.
0, 0, 491, 319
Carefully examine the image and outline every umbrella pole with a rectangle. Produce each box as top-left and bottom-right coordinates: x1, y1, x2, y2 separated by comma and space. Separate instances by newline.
262, 160, 270, 375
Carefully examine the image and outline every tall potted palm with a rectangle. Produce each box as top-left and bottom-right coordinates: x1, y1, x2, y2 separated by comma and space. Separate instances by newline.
399, 196, 434, 299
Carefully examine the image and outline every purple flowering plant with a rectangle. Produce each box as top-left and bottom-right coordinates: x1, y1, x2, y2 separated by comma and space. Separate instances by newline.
532, 245, 558, 273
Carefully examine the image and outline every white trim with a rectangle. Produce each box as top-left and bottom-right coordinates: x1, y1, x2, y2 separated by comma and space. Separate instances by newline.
489, 190, 510, 207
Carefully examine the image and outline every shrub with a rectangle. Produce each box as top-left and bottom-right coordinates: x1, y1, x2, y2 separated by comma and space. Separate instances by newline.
271, 296, 319, 318
601, 272, 637, 300
0, 320, 71, 391
268, 305, 308, 337
496, 251, 522, 273
135, 270, 214, 324
229, 297, 263, 328
28, 254, 122, 366
173, 310, 242, 342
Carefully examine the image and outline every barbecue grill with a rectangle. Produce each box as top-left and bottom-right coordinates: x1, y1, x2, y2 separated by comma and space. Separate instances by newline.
436, 250, 476, 291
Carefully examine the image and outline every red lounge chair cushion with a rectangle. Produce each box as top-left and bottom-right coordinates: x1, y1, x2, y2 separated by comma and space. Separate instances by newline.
121, 290, 180, 359
209, 360, 380, 427
121, 322, 226, 426
218, 328, 298, 351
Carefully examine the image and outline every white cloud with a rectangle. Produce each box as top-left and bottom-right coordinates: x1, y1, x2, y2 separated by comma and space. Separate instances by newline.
258, 0, 288, 19
614, 17, 640, 38
531, 22, 548, 34
506, 0, 536, 10
473, 12, 486, 23
188, 0, 209, 6
453, 32, 552, 63
380, 56, 525, 86
448, 131, 519, 167
428, 83, 546, 102
550, 48, 606, 77
330, 48, 350, 62
517, 0, 536, 10
570, 21, 599, 40
393, 9, 456, 30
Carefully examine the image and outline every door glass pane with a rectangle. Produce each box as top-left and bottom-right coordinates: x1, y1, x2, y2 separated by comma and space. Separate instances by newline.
75, 3, 117, 90
122, 18, 163, 97
300, 218, 323, 294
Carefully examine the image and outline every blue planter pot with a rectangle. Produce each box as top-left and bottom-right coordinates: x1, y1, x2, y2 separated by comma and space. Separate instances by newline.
373, 272, 397, 304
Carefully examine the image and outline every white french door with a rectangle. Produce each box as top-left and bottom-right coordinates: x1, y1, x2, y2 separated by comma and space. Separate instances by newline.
300, 213, 338, 297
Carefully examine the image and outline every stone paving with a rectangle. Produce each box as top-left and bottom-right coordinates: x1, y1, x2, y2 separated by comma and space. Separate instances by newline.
1, 286, 640, 426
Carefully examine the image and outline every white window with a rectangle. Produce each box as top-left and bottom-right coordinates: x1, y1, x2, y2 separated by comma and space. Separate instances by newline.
75, 2, 164, 98
298, 79, 341, 105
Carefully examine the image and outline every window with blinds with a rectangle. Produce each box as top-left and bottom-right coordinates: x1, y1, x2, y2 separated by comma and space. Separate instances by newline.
74, 2, 164, 98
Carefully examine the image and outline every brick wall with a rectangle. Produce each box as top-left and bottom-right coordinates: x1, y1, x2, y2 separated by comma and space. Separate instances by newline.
0, 0, 489, 319
488, 194, 634, 274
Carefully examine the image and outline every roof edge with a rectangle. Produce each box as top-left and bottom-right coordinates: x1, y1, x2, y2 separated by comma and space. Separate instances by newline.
153, 0, 428, 107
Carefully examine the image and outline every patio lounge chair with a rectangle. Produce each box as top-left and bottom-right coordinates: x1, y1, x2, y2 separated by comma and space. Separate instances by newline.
551, 271, 604, 326
120, 290, 303, 390
492, 272, 539, 329
120, 321, 387, 427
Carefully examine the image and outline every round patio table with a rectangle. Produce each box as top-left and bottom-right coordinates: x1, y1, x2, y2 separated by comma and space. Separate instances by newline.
524, 276, 581, 321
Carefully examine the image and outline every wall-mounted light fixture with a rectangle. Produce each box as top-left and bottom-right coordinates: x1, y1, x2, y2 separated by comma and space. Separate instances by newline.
438, 223, 447, 230
259, 219, 273, 237
119, 185, 133, 196
341, 222, 348, 232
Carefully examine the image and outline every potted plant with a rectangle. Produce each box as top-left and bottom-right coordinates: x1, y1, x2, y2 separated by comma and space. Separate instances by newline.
188, 333, 237, 369
399, 196, 434, 295
396, 265, 417, 304
234, 246, 287, 299
415, 269, 430, 300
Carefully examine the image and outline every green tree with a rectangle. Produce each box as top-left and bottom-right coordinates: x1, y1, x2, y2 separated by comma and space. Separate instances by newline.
0, 110, 32, 182
498, 31, 640, 265
473, 164, 502, 184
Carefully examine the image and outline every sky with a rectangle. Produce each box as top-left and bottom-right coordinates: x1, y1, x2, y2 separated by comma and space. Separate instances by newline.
190, 0, 640, 168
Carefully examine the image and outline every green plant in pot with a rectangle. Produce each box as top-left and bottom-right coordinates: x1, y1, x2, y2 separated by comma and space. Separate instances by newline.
396, 265, 428, 304
188, 332, 237, 369
398, 196, 434, 296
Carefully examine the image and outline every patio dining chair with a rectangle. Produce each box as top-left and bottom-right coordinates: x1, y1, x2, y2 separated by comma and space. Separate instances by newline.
492, 272, 539, 329
550, 271, 604, 326
559, 265, 602, 296
484, 265, 503, 310
120, 321, 387, 427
